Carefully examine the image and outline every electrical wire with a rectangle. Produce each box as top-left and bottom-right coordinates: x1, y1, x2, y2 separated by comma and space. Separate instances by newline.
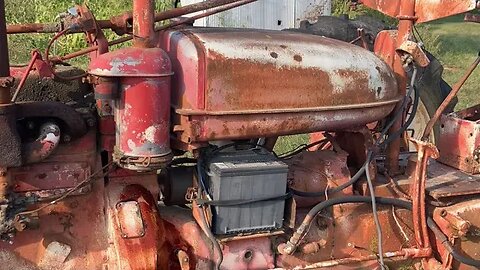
287, 66, 420, 269
44, 28, 88, 81
293, 66, 419, 198
365, 159, 385, 269
15, 160, 115, 218
284, 196, 480, 267
278, 138, 329, 159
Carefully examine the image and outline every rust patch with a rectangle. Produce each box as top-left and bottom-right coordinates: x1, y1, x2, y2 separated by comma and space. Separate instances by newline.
204, 51, 397, 111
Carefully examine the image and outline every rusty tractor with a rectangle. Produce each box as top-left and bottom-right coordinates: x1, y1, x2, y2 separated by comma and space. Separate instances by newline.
1, 0, 480, 269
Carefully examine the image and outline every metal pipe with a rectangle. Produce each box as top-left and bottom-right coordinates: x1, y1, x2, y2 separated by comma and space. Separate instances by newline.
132, 0, 155, 47
7, 0, 250, 34
385, 0, 415, 174
277, 250, 407, 269
421, 54, 480, 141
11, 51, 39, 102
55, 0, 257, 62
0, 0, 11, 103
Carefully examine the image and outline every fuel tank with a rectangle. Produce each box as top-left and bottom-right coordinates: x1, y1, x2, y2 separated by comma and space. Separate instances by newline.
159, 28, 400, 144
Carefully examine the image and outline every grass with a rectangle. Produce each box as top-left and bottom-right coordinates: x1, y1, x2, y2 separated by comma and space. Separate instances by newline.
5, 0, 172, 66
417, 16, 479, 110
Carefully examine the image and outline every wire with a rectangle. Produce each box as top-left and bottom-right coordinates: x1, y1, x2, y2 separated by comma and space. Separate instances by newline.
365, 160, 385, 269
283, 196, 480, 267
208, 141, 278, 159
278, 138, 328, 159
15, 161, 115, 218
44, 28, 88, 81
378, 66, 418, 147
292, 65, 419, 199
197, 192, 292, 206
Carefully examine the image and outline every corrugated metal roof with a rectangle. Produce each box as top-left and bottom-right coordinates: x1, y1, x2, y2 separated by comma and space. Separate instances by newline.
181, 0, 331, 30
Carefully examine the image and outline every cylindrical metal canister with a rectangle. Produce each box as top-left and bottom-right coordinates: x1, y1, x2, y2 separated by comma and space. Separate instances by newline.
89, 47, 173, 171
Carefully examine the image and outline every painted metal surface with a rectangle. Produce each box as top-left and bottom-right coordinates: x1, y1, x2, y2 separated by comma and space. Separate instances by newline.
162, 28, 400, 144
409, 138, 439, 266
89, 47, 173, 170
360, 0, 477, 24
181, 0, 331, 30
437, 105, 480, 174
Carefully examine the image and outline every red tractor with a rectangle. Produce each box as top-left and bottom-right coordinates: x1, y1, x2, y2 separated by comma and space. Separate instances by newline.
0, 0, 479, 269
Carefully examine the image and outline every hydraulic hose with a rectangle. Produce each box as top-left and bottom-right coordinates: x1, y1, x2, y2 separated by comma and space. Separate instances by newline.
278, 196, 480, 267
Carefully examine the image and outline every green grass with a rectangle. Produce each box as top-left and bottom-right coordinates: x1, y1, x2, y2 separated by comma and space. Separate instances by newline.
5, 0, 172, 66
417, 16, 479, 110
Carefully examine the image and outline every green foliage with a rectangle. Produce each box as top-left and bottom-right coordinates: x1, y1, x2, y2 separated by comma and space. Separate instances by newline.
6, 0, 173, 66
331, 0, 398, 27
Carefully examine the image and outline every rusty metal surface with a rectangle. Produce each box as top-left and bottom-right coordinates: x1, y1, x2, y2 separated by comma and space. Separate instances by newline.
409, 139, 438, 257
276, 205, 419, 269
132, 0, 155, 47
437, 104, 480, 174
0, 0, 10, 104
169, 28, 399, 111
106, 179, 166, 270
175, 106, 399, 144
162, 28, 400, 143
10, 162, 90, 192
425, 161, 480, 201
89, 47, 173, 170
0, 164, 108, 269
286, 150, 352, 207
422, 55, 480, 141
359, 0, 477, 24
396, 40, 430, 68
433, 199, 480, 270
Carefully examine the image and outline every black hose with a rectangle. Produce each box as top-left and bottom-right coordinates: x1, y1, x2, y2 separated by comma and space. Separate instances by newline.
293, 67, 419, 198
278, 138, 328, 159
289, 196, 480, 267
379, 85, 419, 147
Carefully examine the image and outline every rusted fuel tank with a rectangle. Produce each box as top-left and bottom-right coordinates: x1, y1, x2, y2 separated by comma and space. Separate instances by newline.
160, 28, 400, 144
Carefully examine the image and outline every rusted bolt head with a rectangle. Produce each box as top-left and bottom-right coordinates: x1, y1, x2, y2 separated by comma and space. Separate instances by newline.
86, 118, 95, 127
63, 135, 72, 142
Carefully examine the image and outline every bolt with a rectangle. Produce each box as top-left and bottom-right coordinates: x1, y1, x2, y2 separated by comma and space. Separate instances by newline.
27, 121, 35, 129
440, 210, 447, 217
63, 135, 71, 142
86, 118, 95, 127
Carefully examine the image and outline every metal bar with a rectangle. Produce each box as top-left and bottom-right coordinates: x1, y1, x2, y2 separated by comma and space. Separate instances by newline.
385, 0, 415, 174
422, 55, 480, 141
11, 51, 39, 102
6, 0, 249, 34
0, 0, 11, 104
56, 0, 257, 62
132, 0, 155, 47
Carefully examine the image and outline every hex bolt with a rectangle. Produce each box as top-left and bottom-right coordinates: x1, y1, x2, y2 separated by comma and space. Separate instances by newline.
63, 135, 71, 142
86, 118, 95, 127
